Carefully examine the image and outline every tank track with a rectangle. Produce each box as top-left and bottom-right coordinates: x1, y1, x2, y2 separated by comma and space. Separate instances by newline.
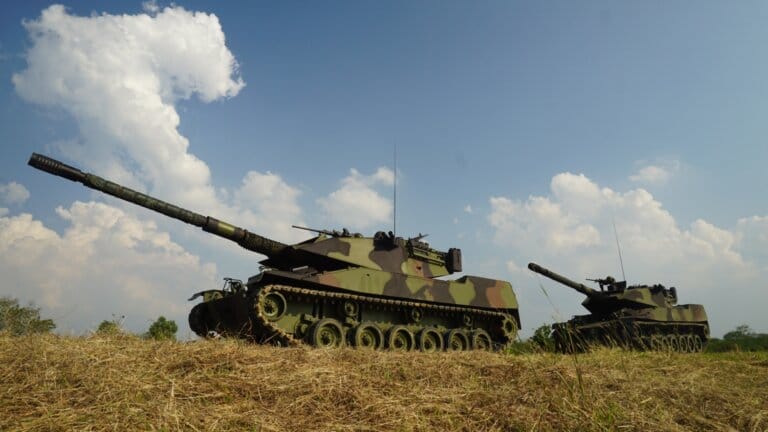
251, 284, 518, 350
552, 319, 709, 353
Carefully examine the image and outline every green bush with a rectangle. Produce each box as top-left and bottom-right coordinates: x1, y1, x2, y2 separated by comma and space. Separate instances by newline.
531, 324, 555, 352
0, 297, 56, 336
145, 316, 178, 341
96, 319, 122, 335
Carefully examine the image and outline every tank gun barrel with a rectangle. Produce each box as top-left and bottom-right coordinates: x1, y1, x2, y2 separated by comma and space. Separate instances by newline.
527, 262, 599, 297
28, 153, 288, 256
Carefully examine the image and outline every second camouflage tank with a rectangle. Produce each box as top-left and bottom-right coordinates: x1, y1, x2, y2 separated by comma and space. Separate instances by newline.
528, 262, 709, 353
29, 153, 520, 351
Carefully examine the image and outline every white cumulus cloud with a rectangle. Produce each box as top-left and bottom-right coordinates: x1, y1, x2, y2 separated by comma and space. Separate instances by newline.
317, 168, 394, 231
489, 172, 768, 335
0, 201, 217, 336
233, 171, 304, 241
13, 5, 234, 210
13, 5, 306, 244
629, 160, 680, 186
0, 182, 30, 205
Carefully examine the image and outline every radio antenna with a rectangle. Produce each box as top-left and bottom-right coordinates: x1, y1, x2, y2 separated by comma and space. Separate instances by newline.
612, 217, 627, 281
393, 143, 397, 236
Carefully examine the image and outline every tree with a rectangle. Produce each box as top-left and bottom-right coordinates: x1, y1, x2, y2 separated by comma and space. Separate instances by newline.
707, 324, 768, 352
146, 316, 178, 341
723, 324, 754, 340
0, 297, 56, 336
530, 324, 555, 352
96, 316, 124, 335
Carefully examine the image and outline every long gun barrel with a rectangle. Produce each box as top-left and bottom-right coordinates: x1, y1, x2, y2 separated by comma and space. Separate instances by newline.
28, 153, 288, 256
527, 262, 599, 297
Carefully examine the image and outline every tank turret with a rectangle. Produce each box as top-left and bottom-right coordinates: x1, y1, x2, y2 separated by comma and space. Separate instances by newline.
528, 262, 681, 314
527, 261, 708, 353
29, 153, 518, 351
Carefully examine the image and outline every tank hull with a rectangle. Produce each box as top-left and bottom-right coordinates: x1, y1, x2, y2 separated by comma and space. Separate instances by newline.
189, 269, 520, 351
552, 305, 709, 353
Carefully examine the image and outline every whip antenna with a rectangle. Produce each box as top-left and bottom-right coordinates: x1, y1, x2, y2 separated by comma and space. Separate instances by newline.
612, 218, 627, 281
393, 144, 397, 237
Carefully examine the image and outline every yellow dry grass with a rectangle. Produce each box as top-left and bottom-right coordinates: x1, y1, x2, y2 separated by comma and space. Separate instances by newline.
1, 334, 766, 431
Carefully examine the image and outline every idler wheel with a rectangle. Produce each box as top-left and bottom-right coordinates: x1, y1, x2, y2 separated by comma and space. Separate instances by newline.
470, 329, 493, 351
351, 322, 384, 350
188, 303, 210, 337
387, 325, 415, 351
499, 316, 518, 341
445, 329, 470, 351
417, 327, 443, 353
309, 318, 345, 348
261, 292, 287, 321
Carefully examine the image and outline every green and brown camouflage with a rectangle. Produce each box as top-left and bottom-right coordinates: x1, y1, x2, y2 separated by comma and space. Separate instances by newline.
28, 153, 519, 350
528, 262, 709, 353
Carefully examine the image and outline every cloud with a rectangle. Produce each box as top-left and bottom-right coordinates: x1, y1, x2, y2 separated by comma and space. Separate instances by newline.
489, 172, 768, 335
233, 171, 303, 241
464, 204, 473, 214
629, 160, 680, 185
142, 0, 160, 14
734, 216, 768, 267
317, 168, 394, 231
0, 182, 31, 205
489, 173, 603, 251
0, 201, 217, 336
12, 5, 243, 202
13, 5, 309, 245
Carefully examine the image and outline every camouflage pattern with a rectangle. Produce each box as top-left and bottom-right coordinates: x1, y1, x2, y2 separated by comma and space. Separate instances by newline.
528, 262, 709, 353
28, 153, 519, 350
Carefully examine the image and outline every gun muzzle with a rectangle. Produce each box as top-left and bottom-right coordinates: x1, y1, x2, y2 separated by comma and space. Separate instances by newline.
28, 153, 86, 183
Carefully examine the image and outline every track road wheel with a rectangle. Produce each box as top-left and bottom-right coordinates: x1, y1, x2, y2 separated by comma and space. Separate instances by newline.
693, 335, 703, 352
658, 335, 670, 352
310, 318, 345, 348
351, 322, 384, 350
665, 335, 679, 352
387, 325, 415, 351
650, 335, 663, 351
470, 329, 493, 351
261, 292, 287, 321
445, 329, 470, 351
417, 327, 443, 353
682, 335, 694, 353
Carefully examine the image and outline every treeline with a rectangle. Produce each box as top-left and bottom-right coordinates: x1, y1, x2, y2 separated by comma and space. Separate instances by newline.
705, 325, 768, 353
0, 296, 177, 340
518, 323, 768, 353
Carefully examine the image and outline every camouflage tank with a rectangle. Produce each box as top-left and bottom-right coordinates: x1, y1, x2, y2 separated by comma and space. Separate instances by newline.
28, 153, 520, 351
527, 262, 708, 353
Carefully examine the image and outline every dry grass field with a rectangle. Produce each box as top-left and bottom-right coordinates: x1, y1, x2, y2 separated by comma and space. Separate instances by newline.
1, 334, 766, 431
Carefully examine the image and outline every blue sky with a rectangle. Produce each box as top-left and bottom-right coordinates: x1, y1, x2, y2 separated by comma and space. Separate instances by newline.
1, 1, 766, 338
